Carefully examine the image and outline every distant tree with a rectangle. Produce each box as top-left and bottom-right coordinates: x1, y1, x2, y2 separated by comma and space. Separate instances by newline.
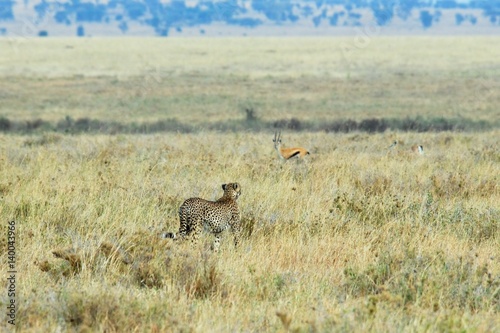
370, 0, 394, 26
75, 2, 106, 22
118, 21, 128, 33
212, 0, 241, 21
45, 1, 107, 28
77, 25, 85, 36
329, 12, 340, 26
300, 4, 314, 17
0, 0, 14, 20
121, 1, 147, 20
396, 0, 420, 20
436, 1, 458, 9
34, 0, 53, 20
420, 10, 433, 28
252, 0, 297, 23
482, 3, 500, 25
55, 11, 71, 25
313, 15, 322, 27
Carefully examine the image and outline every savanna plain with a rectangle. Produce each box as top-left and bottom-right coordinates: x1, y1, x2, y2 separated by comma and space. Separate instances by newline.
0, 37, 499, 332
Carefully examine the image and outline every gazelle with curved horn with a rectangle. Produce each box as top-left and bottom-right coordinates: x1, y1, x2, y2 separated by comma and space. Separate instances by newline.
273, 131, 310, 160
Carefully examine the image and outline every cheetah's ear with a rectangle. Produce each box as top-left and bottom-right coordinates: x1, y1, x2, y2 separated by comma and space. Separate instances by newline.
232, 183, 239, 190
222, 184, 227, 191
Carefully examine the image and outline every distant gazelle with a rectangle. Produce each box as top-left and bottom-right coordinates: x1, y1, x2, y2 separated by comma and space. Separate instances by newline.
388, 141, 398, 150
273, 131, 310, 160
388, 140, 424, 155
411, 144, 424, 155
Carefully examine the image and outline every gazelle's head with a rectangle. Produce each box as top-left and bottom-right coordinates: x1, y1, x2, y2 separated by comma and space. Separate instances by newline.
273, 131, 282, 150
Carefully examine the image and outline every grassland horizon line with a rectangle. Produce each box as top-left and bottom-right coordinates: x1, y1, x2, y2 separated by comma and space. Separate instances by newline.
0, 115, 497, 135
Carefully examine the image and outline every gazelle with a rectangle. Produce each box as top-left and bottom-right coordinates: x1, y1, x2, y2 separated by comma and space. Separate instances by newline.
273, 131, 310, 160
388, 140, 424, 156
411, 144, 424, 155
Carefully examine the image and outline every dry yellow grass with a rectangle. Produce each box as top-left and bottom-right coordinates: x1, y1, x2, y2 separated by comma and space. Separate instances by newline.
0, 37, 499, 123
1, 37, 498, 78
0, 37, 499, 332
0, 130, 498, 332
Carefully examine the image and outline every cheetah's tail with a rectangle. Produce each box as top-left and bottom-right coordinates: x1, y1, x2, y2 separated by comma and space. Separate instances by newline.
162, 232, 176, 239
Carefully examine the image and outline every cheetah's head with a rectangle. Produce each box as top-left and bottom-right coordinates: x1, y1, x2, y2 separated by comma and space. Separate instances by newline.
222, 183, 241, 200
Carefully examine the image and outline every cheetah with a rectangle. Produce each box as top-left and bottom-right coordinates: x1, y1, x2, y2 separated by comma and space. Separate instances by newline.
164, 183, 242, 251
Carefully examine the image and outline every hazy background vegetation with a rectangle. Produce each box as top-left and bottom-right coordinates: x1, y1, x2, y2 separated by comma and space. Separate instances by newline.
1, 0, 499, 37
1, 37, 499, 132
0, 36, 499, 332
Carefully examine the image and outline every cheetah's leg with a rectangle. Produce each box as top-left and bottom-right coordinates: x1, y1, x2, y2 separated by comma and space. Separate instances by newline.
177, 205, 190, 240
212, 233, 222, 252
164, 205, 193, 241
231, 222, 242, 248
187, 218, 202, 247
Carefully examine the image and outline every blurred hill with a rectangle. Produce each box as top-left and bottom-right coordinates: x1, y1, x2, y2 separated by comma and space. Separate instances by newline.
1, 0, 499, 37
